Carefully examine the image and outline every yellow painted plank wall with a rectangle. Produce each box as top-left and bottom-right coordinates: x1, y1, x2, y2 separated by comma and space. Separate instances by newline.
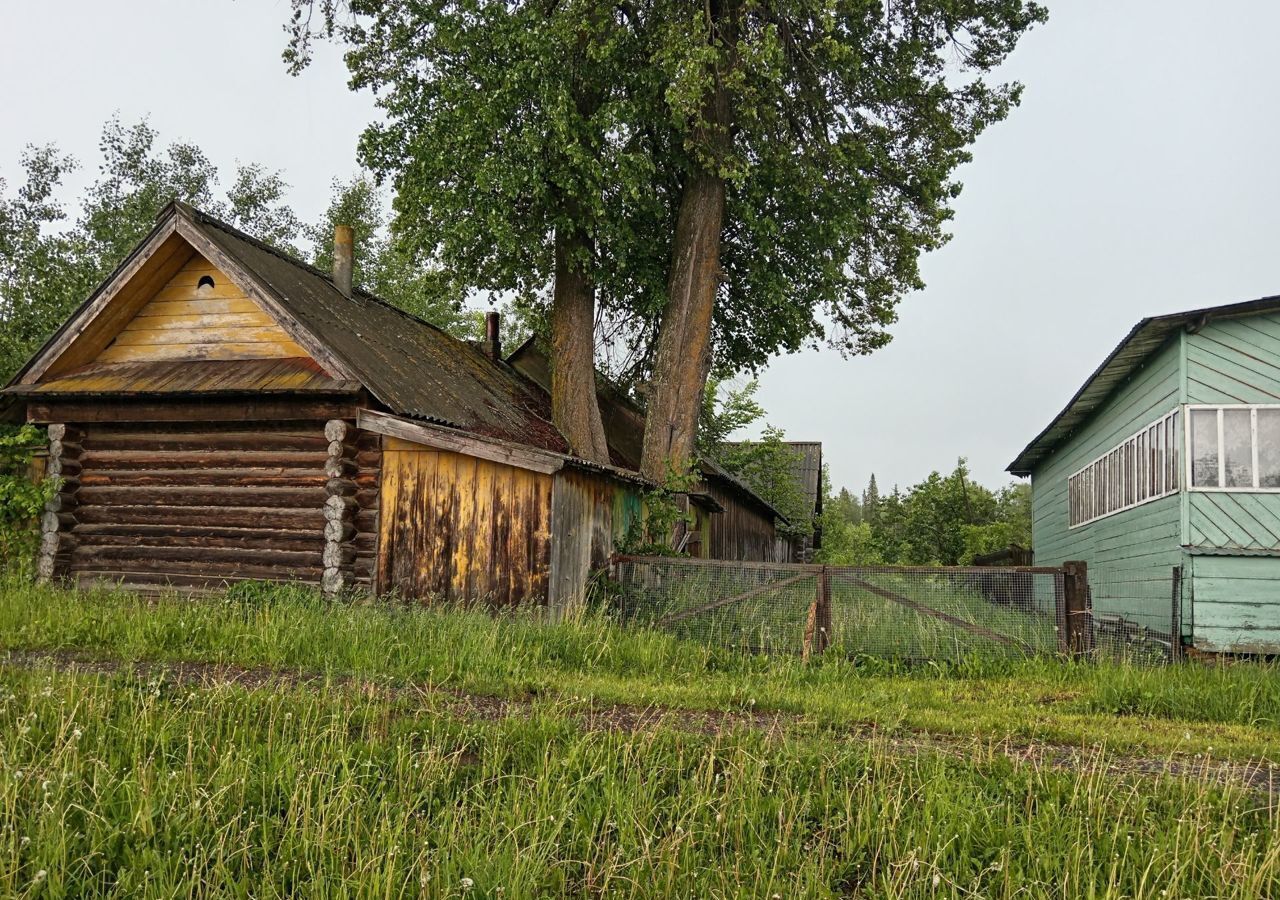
377, 437, 553, 605
95, 255, 308, 364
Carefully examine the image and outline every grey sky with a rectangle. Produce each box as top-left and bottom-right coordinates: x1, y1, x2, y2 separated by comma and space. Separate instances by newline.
4, 1, 1279, 496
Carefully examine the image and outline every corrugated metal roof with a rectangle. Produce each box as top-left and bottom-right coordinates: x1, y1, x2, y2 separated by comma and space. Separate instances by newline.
1007, 294, 1280, 476
6, 358, 358, 396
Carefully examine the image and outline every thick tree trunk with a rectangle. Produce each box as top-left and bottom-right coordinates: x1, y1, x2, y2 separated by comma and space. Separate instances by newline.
550, 226, 610, 464
639, 169, 727, 481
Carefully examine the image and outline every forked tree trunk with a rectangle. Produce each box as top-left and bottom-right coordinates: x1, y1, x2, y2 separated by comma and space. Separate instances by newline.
640, 0, 735, 483
639, 169, 727, 481
550, 225, 610, 464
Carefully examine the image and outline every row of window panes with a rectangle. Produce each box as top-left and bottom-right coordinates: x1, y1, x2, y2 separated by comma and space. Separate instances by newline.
1068, 411, 1179, 527
1189, 406, 1280, 489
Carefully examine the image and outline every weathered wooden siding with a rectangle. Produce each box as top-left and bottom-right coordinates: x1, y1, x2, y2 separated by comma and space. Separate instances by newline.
702, 480, 788, 562
95, 255, 306, 364
1189, 555, 1280, 652
377, 437, 552, 605
67, 422, 335, 592
546, 470, 643, 615
1030, 337, 1183, 621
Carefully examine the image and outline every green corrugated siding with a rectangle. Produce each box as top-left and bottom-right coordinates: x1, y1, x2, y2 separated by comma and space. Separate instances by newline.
1189, 555, 1280, 652
1030, 338, 1183, 623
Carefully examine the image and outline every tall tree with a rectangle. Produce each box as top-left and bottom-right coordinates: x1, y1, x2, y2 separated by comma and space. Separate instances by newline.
284, 1, 662, 463
284, 1, 1046, 479
638, 0, 1047, 478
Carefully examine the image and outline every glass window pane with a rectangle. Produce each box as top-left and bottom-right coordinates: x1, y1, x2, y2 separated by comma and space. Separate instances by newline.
1224, 408, 1253, 488
1191, 409, 1219, 487
1259, 410, 1280, 488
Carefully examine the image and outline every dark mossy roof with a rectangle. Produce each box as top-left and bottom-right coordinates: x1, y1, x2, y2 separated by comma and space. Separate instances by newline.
184, 204, 571, 453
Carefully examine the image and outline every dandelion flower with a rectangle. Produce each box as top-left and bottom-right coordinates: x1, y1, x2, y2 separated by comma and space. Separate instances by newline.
460, 876, 475, 892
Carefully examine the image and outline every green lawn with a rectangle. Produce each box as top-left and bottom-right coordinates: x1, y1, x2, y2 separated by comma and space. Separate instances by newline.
1, 666, 1277, 899
0, 577, 1278, 762
2, 578, 1280, 896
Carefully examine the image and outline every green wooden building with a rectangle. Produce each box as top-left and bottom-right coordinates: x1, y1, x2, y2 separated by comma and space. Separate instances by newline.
1009, 295, 1280, 655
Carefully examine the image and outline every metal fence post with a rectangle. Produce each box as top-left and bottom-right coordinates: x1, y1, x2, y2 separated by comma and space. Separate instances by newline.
1062, 560, 1091, 657
1170, 565, 1183, 663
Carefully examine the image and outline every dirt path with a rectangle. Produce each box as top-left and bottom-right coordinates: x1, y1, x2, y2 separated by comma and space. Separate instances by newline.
3, 648, 1277, 799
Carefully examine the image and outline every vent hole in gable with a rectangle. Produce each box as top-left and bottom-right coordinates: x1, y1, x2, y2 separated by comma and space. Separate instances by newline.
196, 275, 216, 291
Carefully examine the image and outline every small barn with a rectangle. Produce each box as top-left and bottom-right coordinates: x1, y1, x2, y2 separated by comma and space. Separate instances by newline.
3, 201, 788, 610
1009, 295, 1280, 654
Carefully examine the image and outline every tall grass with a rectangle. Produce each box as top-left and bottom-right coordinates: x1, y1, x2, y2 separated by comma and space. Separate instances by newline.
1, 667, 1277, 899
1, 578, 1279, 761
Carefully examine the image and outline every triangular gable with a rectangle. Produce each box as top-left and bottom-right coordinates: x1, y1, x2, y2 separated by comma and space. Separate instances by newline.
94, 254, 307, 364
16, 203, 356, 386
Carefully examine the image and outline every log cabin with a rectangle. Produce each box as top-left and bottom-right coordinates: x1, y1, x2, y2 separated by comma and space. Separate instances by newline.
3, 201, 788, 611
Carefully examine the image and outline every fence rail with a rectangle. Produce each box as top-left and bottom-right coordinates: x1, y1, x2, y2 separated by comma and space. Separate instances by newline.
612, 556, 1086, 662
611, 555, 1178, 664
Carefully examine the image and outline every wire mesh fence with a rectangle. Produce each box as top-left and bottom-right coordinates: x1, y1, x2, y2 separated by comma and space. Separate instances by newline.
611, 556, 1071, 663
1087, 564, 1182, 664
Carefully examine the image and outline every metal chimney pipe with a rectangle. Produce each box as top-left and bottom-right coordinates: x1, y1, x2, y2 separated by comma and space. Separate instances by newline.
485, 311, 501, 360
332, 225, 354, 298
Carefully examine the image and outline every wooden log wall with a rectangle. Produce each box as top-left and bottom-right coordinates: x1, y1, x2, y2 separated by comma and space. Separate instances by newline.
65, 421, 363, 593
320, 420, 381, 595
37, 424, 84, 583
377, 437, 551, 605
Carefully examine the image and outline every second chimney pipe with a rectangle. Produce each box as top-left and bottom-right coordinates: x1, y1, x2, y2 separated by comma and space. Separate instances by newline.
333, 225, 354, 298
485, 311, 501, 360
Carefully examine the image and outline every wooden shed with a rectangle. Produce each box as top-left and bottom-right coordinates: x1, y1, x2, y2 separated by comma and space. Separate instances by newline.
3, 201, 787, 611
1010, 294, 1280, 654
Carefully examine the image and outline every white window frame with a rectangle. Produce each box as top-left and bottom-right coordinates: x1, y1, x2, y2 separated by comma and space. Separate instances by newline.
1184, 404, 1280, 493
1068, 409, 1180, 529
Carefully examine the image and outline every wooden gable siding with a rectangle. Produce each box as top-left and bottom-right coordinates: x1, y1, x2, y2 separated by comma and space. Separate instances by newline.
547, 469, 644, 615
94, 255, 307, 364
376, 436, 552, 605
1185, 313, 1280, 553
702, 480, 788, 562
66, 422, 338, 592
1030, 337, 1183, 623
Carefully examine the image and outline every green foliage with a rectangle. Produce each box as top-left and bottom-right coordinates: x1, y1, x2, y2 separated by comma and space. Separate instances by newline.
286, 0, 1048, 382
616, 464, 698, 557
698, 378, 814, 538
823, 462, 1031, 566
0, 425, 56, 574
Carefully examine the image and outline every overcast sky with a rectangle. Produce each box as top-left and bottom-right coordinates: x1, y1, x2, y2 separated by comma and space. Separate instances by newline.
4, 1, 1279, 496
